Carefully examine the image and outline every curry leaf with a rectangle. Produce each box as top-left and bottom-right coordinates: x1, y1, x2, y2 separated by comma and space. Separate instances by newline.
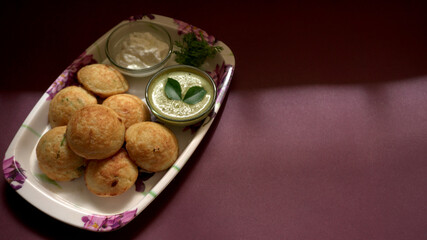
165, 78, 182, 100
183, 86, 207, 105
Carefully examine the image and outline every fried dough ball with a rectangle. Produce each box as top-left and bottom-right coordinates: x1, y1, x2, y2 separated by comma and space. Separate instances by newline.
102, 94, 151, 129
36, 126, 85, 181
48, 86, 97, 128
77, 64, 129, 98
85, 149, 138, 197
66, 104, 125, 160
125, 122, 179, 172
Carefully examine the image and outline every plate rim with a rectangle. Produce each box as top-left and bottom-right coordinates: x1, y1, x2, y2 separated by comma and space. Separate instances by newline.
2, 13, 235, 232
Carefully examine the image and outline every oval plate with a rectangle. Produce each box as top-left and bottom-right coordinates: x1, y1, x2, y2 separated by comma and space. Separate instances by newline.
2, 14, 235, 232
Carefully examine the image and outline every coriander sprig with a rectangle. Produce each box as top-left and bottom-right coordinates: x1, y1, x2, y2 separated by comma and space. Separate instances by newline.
173, 32, 223, 67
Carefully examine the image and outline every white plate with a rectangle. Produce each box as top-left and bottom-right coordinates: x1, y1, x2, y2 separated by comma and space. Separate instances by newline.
2, 14, 235, 232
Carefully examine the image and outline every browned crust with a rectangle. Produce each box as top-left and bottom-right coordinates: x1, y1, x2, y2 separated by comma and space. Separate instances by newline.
102, 93, 151, 129
48, 86, 97, 128
36, 126, 85, 181
125, 122, 179, 172
66, 104, 125, 160
77, 64, 129, 98
84, 149, 138, 197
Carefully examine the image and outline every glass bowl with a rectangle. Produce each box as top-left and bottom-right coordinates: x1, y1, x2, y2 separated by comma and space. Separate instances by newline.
105, 21, 172, 78
145, 65, 217, 126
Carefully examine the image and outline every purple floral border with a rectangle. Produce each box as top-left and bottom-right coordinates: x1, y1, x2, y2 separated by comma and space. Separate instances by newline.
4, 15, 235, 232
46, 51, 97, 100
207, 62, 234, 101
173, 19, 217, 45
129, 15, 217, 45
3, 156, 27, 190
183, 62, 234, 134
82, 209, 137, 232
171, 18, 234, 133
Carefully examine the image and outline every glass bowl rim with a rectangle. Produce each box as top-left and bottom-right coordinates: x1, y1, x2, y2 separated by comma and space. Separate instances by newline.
105, 21, 173, 74
145, 64, 217, 123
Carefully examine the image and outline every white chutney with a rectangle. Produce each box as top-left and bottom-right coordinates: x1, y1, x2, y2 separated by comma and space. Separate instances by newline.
150, 71, 213, 120
115, 32, 169, 69
146, 65, 217, 126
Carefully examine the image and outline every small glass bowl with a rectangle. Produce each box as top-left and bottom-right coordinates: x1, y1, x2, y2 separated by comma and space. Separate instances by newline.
145, 65, 217, 126
105, 21, 173, 78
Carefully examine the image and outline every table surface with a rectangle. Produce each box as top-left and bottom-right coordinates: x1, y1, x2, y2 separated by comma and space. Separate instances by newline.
1, 1, 426, 239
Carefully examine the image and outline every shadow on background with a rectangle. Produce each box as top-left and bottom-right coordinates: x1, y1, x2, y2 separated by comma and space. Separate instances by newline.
2, 2, 427, 93
226, 1, 427, 91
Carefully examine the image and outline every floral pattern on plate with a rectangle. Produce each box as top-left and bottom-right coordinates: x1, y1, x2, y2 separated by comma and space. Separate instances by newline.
183, 62, 234, 134
82, 209, 137, 232
173, 19, 216, 45
207, 62, 234, 97
3, 156, 27, 190
2, 13, 235, 232
46, 52, 96, 100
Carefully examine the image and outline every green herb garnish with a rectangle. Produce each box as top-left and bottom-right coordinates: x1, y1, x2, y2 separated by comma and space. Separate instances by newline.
60, 134, 66, 147
183, 86, 207, 105
165, 78, 182, 100
174, 32, 223, 67
165, 78, 207, 105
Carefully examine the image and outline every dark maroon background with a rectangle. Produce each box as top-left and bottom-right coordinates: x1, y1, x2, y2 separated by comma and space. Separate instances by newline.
1, 1, 427, 239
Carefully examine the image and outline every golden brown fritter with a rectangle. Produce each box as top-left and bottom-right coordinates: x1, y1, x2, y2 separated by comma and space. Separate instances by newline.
77, 64, 129, 98
66, 104, 125, 160
48, 86, 97, 128
85, 149, 138, 197
102, 93, 151, 129
125, 122, 178, 172
36, 126, 85, 181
